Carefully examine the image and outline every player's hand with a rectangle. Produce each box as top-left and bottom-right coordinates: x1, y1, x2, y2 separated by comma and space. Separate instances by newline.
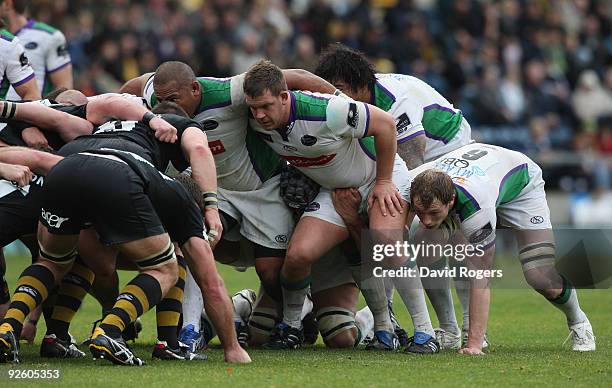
332, 188, 362, 226
21, 126, 52, 152
0, 162, 32, 187
225, 346, 252, 363
368, 179, 405, 217
149, 116, 178, 143
204, 207, 223, 249
458, 346, 485, 356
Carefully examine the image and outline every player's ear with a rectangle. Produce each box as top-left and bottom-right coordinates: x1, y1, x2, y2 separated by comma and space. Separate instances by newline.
191, 80, 200, 96
280, 90, 290, 105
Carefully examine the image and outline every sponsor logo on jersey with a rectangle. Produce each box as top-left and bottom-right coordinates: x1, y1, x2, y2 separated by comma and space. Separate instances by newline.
347, 103, 359, 128
281, 154, 336, 168
208, 139, 226, 155
275, 234, 288, 243
530, 216, 544, 224
40, 209, 69, 228
283, 145, 297, 152
202, 120, 219, 131
435, 158, 485, 178
24, 42, 38, 50
300, 135, 317, 146
19, 52, 30, 67
396, 113, 411, 135
304, 202, 320, 212
57, 44, 68, 57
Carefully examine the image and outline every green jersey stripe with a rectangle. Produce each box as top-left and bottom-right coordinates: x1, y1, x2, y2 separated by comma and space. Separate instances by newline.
497, 163, 530, 206
422, 104, 463, 144
373, 82, 395, 112
454, 185, 480, 221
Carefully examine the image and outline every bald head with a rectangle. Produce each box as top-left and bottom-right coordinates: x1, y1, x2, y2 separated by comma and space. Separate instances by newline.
56, 90, 88, 105
152, 61, 201, 117
154, 61, 196, 89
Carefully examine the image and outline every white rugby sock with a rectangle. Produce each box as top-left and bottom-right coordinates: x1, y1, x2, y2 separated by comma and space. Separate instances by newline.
392, 263, 435, 336
300, 295, 313, 320
232, 291, 254, 324
281, 276, 311, 329
549, 285, 587, 326
355, 306, 374, 341
384, 277, 395, 305
351, 266, 393, 332
182, 268, 203, 331
454, 277, 470, 330
420, 260, 460, 334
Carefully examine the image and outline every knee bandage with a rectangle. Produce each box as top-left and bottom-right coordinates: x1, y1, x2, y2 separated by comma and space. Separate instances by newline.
519, 241, 556, 272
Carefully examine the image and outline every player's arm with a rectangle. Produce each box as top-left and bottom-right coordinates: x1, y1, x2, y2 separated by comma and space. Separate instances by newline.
398, 134, 426, 169
332, 188, 365, 245
6, 40, 41, 100
85, 94, 177, 142
180, 236, 251, 363
48, 64, 73, 89
119, 72, 154, 96
283, 69, 336, 94
46, 30, 73, 89
0, 100, 93, 141
180, 127, 222, 244
0, 146, 62, 175
13, 78, 40, 101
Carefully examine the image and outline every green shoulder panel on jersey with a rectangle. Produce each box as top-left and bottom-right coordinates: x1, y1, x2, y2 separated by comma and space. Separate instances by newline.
454, 185, 480, 221
197, 77, 232, 112
31, 22, 59, 34
358, 136, 376, 160
294, 92, 328, 121
0, 79, 9, 100
496, 163, 530, 206
246, 128, 284, 182
422, 104, 463, 144
0, 29, 16, 41
373, 82, 396, 112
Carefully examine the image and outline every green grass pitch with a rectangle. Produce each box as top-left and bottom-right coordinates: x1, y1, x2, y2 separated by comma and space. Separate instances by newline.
0, 255, 610, 387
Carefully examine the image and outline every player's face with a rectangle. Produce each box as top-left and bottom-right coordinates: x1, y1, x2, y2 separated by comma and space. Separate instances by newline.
245, 89, 290, 130
332, 81, 369, 102
155, 80, 199, 117
412, 196, 454, 229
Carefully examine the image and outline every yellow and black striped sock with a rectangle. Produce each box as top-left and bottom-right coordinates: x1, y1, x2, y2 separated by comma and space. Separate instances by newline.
46, 257, 95, 341
99, 273, 162, 337
156, 256, 186, 348
0, 264, 55, 335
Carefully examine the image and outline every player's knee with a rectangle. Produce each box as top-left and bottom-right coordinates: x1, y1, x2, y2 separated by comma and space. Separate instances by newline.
324, 330, 358, 348
317, 306, 358, 349
285, 246, 314, 270
248, 307, 278, 347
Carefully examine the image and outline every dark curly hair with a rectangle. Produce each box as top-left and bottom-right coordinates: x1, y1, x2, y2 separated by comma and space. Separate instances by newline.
315, 43, 376, 94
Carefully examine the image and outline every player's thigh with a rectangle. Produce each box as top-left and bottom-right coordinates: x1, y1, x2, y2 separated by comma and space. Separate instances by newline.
287, 216, 348, 265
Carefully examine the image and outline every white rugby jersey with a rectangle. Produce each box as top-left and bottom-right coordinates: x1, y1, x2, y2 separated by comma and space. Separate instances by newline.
0, 30, 35, 99
373, 73, 471, 161
249, 91, 378, 189
144, 73, 282, 191
6, 20, 71, 100
408, 143, 533, 245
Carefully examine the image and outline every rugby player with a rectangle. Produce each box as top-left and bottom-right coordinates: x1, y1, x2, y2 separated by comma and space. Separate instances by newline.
0, 146, 251, 365
407, 143, 596, 354
316, 43, 474, 348
243, 60, 438, 353
1, 0, 72, 99
121, 61, 339, 355
0, 22, 39, 100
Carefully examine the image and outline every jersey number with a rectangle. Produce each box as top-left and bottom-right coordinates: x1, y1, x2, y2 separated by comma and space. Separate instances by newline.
461, 149, 488, 161
95, 120, 137, 134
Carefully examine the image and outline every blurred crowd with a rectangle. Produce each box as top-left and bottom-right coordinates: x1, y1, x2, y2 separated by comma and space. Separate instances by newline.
21, 0, 612, 190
